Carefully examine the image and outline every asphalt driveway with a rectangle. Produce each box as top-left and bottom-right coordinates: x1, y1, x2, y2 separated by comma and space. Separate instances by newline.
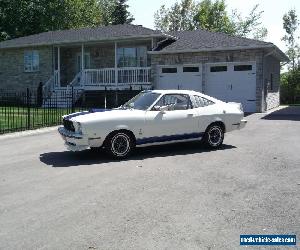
0, 106, 299, 250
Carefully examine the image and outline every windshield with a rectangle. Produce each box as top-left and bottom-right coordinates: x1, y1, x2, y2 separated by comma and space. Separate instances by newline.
121, 92, 161, 110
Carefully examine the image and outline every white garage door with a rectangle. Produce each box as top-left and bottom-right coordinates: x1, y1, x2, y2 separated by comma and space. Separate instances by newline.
157, 65, 202, 91
205, 62, 256, 112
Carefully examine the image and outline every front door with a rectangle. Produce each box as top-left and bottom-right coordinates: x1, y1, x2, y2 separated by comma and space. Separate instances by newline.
76, 53, 91, 73
141, 94, 201, 145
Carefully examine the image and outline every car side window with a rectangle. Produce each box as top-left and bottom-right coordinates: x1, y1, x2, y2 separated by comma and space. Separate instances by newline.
193, 95, 215, 108
153, 94, 192, 111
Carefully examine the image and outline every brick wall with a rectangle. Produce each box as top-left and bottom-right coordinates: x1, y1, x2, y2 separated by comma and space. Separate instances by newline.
0, 46, 53, 91
151, 49, 266, 112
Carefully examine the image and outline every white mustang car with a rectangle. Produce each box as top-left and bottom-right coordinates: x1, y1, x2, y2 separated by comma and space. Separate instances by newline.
58, 90, 247, 158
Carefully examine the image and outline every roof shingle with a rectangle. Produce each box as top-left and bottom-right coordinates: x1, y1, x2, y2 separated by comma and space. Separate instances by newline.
0, 24, 164, 49
161, 29, 273, 52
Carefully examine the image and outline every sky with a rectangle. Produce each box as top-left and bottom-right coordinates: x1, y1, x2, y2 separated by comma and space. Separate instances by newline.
128, 0, 300, 52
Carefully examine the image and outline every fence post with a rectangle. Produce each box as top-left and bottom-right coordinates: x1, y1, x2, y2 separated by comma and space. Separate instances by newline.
27, 88, 30, 130
104, 86, 107, 109
115, 88, 118, 107
37, 82, 43, 107
71, 86, 75, 113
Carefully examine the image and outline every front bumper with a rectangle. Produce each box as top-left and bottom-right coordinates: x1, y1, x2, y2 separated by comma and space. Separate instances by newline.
58, 127, 90, 152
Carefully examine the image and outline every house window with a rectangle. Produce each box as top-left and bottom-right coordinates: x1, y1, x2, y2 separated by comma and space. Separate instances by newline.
117, 47, 147, 67
183, 66, 199, 72
24, 50, 39, 72
162, 67, 177, 73
210, 66, 227, 72
234, 65, 252, 71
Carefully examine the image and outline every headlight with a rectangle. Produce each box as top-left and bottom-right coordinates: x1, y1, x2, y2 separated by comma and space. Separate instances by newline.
74, 122, 82, 134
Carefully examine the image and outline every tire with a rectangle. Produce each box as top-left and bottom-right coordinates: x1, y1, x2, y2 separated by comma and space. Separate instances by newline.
104, 131, 134, 159
203, 124, 224, 148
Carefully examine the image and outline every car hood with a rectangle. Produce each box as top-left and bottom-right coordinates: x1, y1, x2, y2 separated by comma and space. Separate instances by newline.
63, 108, 145, 123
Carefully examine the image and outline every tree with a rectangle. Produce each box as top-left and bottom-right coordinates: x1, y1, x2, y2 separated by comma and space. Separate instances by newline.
193, 0, 234, 34
154, 0, 198, 32
231, 4, 267, 40
98, 0, 116, 26
154, 0, 268, 40
0, 0, 104, 41
282, 9, 300, 70
280, 67, 300, 104
111, 0, 134, 25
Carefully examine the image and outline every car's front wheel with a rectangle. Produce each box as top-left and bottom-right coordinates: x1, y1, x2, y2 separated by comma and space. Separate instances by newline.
203, 124, 224, 148
104, 131, 134, 159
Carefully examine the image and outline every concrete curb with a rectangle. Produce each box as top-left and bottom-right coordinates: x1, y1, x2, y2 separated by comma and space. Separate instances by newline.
0, 126, 60, 140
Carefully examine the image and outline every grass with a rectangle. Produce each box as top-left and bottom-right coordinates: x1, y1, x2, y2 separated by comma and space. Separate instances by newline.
0, 107, 83, 134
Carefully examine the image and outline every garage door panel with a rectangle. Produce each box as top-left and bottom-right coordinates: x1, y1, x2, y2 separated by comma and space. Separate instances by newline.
206, 62, 256, 112
157, 65, 202, 91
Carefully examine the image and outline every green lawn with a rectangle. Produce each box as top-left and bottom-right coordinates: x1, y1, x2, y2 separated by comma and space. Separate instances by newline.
0, 107, 83, 134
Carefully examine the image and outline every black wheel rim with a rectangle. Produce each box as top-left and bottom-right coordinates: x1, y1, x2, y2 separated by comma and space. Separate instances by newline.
208, 126, 222, 146
111, 133, 130, 156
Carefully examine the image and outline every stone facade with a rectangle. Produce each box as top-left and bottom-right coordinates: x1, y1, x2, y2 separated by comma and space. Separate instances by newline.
0, 39, 154, 91
263, 55, 281, 110
0, 46, 53, 91
151, 49, 281, 112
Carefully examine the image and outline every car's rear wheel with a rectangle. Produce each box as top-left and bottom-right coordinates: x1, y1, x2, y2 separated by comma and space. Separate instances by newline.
104, 131, 134, 159
204, 124, 224, 148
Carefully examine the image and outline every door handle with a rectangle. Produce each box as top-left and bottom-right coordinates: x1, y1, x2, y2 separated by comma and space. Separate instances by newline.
187, 113, 194, 117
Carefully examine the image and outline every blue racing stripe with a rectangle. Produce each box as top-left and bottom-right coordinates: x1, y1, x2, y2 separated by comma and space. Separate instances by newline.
136, 132, 204, 145
89, 108, 112, 113
64, 111, 90, 120
64, 109, 112, 120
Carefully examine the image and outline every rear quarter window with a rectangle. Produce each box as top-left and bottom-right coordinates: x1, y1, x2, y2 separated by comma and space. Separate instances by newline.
193, 95, 215, 108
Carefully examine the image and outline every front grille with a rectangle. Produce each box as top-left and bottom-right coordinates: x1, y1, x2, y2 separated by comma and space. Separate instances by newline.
63, 119, 75, 132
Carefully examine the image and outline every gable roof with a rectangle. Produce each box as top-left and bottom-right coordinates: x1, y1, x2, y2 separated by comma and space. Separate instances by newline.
0, 24, 288, 61
0, 24, 165, 49
164, 30, 273, 51
150, 29, 288, 61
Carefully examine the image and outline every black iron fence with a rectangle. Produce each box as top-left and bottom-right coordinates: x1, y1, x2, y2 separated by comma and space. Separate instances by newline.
0, 87, 140, 134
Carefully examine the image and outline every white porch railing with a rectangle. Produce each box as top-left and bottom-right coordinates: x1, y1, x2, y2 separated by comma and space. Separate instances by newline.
82, 67, 151, 86
69, 71, 83, 87
118, 67, 151, 85
42, 75, 54, 99
84, 68, 115, 86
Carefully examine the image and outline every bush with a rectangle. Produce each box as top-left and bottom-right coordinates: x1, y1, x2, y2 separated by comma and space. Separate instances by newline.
280, 68, 300, 104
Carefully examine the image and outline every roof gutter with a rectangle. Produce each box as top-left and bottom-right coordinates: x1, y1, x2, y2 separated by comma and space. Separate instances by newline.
0, 33, 170, 50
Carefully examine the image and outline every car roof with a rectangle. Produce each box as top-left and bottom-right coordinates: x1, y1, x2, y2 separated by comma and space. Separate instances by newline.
149, 89, 200, 95
147, 89, 223, 103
